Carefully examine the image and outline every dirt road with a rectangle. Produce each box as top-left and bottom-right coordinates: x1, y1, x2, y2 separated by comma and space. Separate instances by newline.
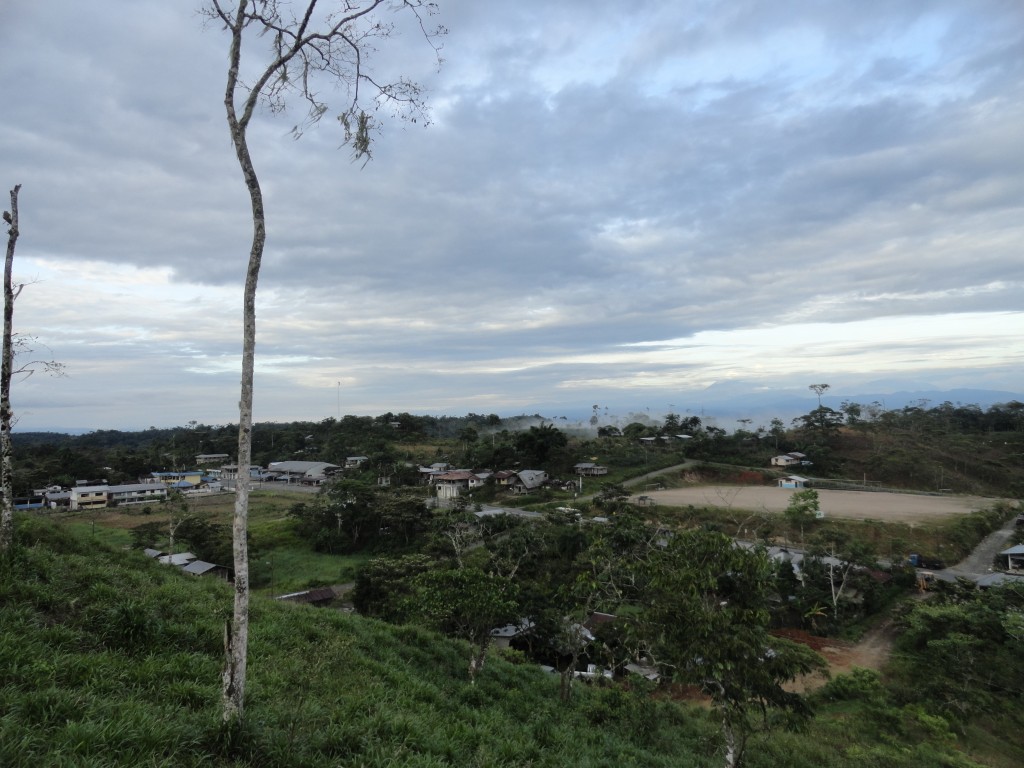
639, 485, 1000, 524
777, 614, 901, 693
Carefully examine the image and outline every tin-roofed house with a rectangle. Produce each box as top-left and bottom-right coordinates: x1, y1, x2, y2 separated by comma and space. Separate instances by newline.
509, 470, 548, 495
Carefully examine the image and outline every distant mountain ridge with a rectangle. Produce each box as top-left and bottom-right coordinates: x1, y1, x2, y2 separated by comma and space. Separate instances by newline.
538, 385, 1024, 431
15, 386, 1024, 436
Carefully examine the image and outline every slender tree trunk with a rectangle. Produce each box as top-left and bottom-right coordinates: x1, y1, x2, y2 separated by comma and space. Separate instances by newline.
220, 2, 264, 725
208, 0, 440, 722
722, 719, 738, 768
0, 184, 21, 555
468, 638, 488, 684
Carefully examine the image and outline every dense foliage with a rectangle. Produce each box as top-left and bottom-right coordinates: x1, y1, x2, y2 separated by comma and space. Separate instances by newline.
3, 515, 1022, 766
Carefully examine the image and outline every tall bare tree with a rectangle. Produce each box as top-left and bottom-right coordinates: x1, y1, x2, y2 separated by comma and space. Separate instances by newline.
201, 0, 444, 725
1, 185, 63, 556
0, 185, 21, 555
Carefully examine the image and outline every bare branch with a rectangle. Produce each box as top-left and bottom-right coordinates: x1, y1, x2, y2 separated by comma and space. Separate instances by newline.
204, 0, 445, 724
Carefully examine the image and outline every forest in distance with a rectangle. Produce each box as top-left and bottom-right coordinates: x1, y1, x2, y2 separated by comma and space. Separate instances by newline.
10, 396, 1024, 499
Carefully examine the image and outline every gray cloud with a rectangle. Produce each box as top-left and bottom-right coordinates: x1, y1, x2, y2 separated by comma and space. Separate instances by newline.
2, 0, 1023, 431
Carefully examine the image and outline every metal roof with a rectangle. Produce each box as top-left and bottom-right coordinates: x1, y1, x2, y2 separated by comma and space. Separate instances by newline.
267, 461, 340, 476
181, 560, 221, 575
976, 571, 1024, 588
158, 552, 197, 566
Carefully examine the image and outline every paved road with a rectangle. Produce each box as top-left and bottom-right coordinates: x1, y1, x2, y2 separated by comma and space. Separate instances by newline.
474, 504, 544, 520
939, 516, 1019, 581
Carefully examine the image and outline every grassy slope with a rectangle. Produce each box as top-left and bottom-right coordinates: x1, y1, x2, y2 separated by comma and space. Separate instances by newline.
817, 427, 1024, 497
0, 516, 701, 767
2, 516, 1014, 767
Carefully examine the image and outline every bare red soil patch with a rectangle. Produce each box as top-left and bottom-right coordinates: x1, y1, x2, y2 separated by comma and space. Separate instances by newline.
773, 620, 898, 693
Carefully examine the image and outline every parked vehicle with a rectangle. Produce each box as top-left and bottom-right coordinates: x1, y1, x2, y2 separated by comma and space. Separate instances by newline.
907, 553, 946, 570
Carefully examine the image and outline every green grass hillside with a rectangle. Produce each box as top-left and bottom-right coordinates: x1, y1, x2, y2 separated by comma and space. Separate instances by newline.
0, 516, 702, 767
2, 515, 1021, 767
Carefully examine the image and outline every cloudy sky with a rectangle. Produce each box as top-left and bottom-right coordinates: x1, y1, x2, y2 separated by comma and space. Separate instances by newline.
2, 0, 1022, 432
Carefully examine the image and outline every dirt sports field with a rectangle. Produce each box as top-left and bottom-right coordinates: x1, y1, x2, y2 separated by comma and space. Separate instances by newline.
639, 485, 1000, 524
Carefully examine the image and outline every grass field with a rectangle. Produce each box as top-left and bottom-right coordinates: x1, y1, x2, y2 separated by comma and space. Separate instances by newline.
50, 490, 367, 595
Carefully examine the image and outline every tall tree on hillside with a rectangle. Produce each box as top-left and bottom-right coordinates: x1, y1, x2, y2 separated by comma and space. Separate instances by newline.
0, 185, 20, 555
408, 566, 518, 683
201, 0, 444, 726
809, 383, 830, 408
1, 185, 63, 556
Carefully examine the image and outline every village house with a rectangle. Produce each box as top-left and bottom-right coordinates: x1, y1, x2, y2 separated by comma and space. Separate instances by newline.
431, 469, 493, 500
490, 619, 536, 650
418, 462, 452, 484
149, 470, 206, 487
493, 469, 517, 487
218, 464, 261, 480
509, 469, 548, 495
266, 460, 341, 485
195, 453, 230, 466
573, 462, 608, 477
108, 483, 171, 506
70, 483, 169, 510
69, 486, 110, 511
433, 470, 477, 500
771, 452, 809, 467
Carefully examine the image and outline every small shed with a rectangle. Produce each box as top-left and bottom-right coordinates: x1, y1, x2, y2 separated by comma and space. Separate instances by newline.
490, 619, 536, 650
771, 452, 806, 467
977, 571, 1024, 588
778, 475, 810, 489
999, 544, 1024, 570
573, 462, 608, 477
181, 559, 231, 580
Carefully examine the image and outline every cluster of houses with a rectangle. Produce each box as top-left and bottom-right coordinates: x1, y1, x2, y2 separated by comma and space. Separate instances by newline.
18, 455, 375, 511
19, 452, 611, 511
770, 452, 814, 489
221, 456, 377, 486
19, 472, 223, 512
422, 462, 608, 501
489, 610, 659, 683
